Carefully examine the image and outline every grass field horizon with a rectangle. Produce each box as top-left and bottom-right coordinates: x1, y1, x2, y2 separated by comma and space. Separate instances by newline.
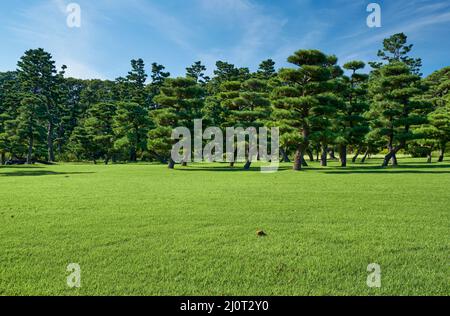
1, 158, 449, 296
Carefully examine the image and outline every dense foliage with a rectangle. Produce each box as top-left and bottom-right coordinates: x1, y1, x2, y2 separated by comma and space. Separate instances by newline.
0, 33, 448, 169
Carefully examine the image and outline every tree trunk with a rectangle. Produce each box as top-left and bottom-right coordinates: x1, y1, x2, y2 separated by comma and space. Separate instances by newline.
280, 148, 290, 163
328, 147, 337, 160
361, 149, 369, 163
104, 156, 110, 165
244, 160, 252, 170
0, 152, 5, 165
426, 152, 432, 163
181, 161, 187, 166
340, 145, 347, 167
316, 145, 320, 162
130, 147, 137, 162
321, 144, 328, 167
307, 149, 314, 162
27, 136, 33, 165
382, 148, 400, 167
301, 157, 308, 167
168, 158, 175, 169
293, 145, 304, 171
47, 122, 55, 162
352, 146, 362, 163
438, 142, 446, 162
391, 153, 398, 166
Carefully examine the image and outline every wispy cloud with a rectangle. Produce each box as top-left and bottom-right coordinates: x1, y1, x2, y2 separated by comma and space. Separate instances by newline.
5, 0, 107, 79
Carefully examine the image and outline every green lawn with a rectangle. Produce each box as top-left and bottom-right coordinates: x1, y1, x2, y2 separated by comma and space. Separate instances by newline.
0, 158, 449, 296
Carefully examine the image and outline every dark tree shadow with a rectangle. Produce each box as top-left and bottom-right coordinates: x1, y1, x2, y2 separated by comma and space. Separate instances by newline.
0, 171, 95, 177
172, 160, 450, 174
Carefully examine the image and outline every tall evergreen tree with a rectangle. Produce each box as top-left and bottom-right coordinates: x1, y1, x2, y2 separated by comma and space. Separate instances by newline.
186, 61, 210, 85
369, 62, 431, 167
16, 95, 47, 164
424, 66, 450, 162
370, 33, 422, 75
271, 49, 342, 170
113, 102, 150, 162
71, 102, 116, 164
16, 48, 66, 162
126, 58, 148, 106
148, 78, 204, 168
256, 59, 276, 79
337, 61, 370, 167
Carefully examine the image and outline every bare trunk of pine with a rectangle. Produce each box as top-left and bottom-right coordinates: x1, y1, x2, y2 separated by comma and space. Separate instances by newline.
47, 122, 55, 162
352, 146, 362, 163
168, 158, 175, 169
361, 149, 369, 163
293, 145, 304, 171
438, 142, 446, 162
27, 135, 33, 165
280, 148, 290, 163
340, 145, 347, 167
426, 152, 432, 163
320, 144, 328, 167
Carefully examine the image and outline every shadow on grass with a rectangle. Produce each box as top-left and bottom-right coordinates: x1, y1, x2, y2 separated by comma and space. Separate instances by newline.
0, 170, 95, 177
173, 160, 450, 174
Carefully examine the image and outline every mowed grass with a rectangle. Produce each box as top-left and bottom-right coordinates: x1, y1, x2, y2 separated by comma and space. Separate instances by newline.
0, 158, 449, 296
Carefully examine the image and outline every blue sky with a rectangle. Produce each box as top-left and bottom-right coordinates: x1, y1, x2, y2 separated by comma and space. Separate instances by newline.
1, 0, 449, 79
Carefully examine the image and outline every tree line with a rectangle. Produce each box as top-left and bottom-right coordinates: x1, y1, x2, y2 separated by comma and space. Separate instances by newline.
0, 33, 449, 169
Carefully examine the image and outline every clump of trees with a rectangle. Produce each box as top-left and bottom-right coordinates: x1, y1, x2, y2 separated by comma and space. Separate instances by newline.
0, 33, 449, 169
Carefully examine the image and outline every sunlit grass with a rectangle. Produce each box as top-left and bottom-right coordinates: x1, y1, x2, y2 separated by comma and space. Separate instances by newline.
0, 158, 449, 295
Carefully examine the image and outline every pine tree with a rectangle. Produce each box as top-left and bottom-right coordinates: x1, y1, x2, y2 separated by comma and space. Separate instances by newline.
271, 49, 343, 170
113, 102, 150, 162
186, 61, 210, 85
16, 48, 66, 162
16, 95, 47, 164
148, 78, 204, 168
126, 58, 148, 106
370, 33, 422, 75
72, 102, 116, 164
148, 63, 170, 109
369, 62, 431, 167
256, 59, 276, 80
424, 66, 450, 162
337, 61, 370, 167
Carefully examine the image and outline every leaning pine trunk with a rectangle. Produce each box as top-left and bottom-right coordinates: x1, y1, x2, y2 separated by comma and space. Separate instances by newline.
426, 152, 432, 163
382, 148, 400, 167
438, 142, 446, 162
361, 149, 369, 163
352, 146, 362, 163
301, 157, 308, 167
307, 149, 314, 162
328, 148, 337, 160
168, 158, 175, 169
280, 148, 290, 163
391, 153, 398, 166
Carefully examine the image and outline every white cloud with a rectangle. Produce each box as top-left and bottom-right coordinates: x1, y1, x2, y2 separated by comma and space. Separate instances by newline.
6, 0, 107, 79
